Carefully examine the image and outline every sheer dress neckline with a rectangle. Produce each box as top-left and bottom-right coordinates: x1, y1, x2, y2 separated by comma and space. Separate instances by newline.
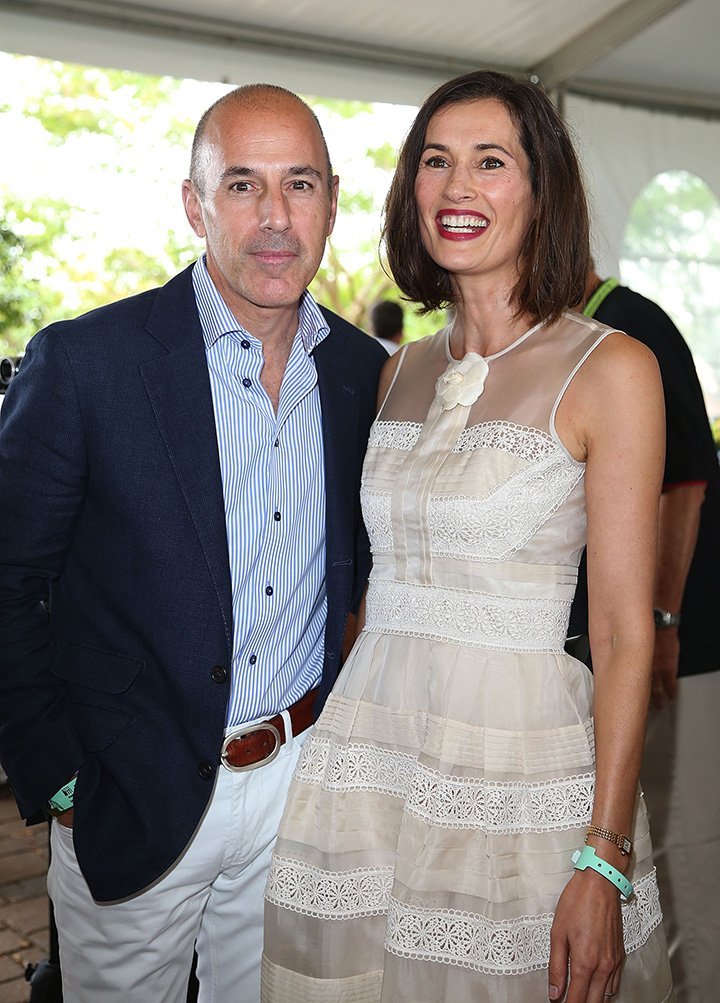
445, 318, 545, 364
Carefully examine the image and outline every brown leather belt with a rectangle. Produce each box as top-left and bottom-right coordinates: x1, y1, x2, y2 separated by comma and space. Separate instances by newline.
220, 687, 318, 772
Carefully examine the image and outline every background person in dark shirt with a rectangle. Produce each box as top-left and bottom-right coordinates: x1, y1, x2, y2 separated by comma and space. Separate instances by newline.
569, 271, 720, 1003
368, 299, 404, 355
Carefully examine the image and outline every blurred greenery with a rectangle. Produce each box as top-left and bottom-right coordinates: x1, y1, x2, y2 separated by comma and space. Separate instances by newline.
309, 97, 374, 119
0, 54, 441, 357
305, 95, 442, 341
621, 170, 720, 417
0, 195, 70, 354
22, 62, 187, 144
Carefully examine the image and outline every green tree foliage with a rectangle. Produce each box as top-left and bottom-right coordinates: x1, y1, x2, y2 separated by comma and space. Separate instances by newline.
307, 97, 442, 341
0, 54, 198, 352
621, 171, 720, 417
0, 194, 70, 354
0, 55, 441, 355
21, 60, 190, 144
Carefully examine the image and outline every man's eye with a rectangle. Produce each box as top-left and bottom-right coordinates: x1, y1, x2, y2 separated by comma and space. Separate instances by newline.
230, 181, 252, 192
480, 156, 503, 169
289, 180, 312, 190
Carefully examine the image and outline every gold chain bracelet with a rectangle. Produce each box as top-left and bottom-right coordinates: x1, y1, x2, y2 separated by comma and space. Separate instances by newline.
585, 824, 633, 856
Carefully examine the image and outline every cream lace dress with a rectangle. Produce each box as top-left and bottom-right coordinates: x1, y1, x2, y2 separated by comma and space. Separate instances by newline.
262, 315, 673, 1002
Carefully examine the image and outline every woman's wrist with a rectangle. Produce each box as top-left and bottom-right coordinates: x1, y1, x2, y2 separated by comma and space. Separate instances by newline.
584, 823, 633, 872
572, 846, 634, 901
583, 834, 630, 873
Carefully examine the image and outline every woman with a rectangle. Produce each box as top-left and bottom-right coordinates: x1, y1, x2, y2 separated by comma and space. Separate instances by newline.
262, 71, 673, 1002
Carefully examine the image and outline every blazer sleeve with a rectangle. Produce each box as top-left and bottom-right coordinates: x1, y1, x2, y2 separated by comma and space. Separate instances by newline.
0, 325, 87, 816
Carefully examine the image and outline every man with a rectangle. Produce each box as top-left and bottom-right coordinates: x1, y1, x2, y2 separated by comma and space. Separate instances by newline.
368, 298, 404, 354
569, 271, 720, 1003
0, 84, 386, 1002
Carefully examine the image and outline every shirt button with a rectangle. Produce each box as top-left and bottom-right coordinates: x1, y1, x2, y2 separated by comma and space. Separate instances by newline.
265, 585, 274, 596
273, 511, 281, 522
249, 654, 257, 665
242, 377, 252, 388
210, 665, 227, 683
240, 340, 250, 349
198, 762, 214, 780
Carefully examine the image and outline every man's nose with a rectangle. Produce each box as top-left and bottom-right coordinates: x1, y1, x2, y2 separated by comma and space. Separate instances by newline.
260, 186, 291, 232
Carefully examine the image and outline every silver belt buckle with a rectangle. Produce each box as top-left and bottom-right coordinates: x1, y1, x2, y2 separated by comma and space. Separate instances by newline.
220, 721, 282, 773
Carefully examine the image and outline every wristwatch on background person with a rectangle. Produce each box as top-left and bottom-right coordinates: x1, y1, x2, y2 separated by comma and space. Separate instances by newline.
653, 607, 682, 629
46, 775, 77, 817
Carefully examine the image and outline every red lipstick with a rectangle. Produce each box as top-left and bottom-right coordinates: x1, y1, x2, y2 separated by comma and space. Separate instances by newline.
435, 209, 489, 241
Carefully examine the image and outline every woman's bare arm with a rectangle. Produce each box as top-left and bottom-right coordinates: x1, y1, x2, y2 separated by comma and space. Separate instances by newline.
548, 332, 665, 1003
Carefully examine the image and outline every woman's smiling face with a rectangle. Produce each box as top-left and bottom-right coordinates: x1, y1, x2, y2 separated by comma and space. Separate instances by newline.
414, 97, 535, 292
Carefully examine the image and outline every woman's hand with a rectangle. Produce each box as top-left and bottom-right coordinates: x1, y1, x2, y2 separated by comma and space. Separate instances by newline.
548, 869, 625, 1002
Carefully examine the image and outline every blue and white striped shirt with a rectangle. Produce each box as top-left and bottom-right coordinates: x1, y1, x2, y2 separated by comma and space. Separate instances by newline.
192, 257, 328, 726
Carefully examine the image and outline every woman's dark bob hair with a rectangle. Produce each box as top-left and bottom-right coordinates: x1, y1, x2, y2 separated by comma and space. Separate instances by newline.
383, 70, 590, 323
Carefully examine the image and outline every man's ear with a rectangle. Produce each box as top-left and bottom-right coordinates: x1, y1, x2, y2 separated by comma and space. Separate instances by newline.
327, 175, 340, 237
182, 179, 206, 238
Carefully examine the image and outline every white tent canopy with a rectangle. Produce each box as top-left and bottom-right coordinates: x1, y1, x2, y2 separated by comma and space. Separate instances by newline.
2, 0, 719, 272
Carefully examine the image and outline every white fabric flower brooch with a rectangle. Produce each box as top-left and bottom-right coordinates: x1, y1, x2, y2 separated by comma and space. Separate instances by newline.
434, 353, 489, 410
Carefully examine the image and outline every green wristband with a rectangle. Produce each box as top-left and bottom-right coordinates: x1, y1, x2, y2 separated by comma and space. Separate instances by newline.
47, 775, 77, 816
572, 845, 634, 901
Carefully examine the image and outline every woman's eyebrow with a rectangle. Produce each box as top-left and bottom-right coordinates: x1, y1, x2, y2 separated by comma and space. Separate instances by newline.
420, 141, 512, 156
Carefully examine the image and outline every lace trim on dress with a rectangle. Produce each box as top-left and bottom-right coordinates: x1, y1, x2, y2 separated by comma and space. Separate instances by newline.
385, 869, 662, 973
365, 579, 571, 651
368, 420, 422, 451
360, 487, 393, 555
386, 896, 554, 975
266, 858, 662, 967
430, 458, 583, 562
369, 419, 571, 461
266, 856, 394, 920
405, 764, 594, 832
455, 420, 557, 459
362, 421, 583, 561
295, 736, 416, 796
363, 462, 583, 561
296, 737, 594, 832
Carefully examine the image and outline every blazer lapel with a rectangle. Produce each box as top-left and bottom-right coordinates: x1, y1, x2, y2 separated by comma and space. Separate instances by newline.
138, 269, 233, 649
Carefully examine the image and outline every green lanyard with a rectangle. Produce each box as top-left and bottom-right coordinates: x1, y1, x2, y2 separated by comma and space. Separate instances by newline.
582, 277, 619, 318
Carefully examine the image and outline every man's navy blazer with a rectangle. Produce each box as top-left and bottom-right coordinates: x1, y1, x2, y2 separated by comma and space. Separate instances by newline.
0, 265, 386, 901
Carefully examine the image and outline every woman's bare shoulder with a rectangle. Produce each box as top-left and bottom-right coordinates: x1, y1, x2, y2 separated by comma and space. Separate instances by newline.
557, 330, 663, 462
573, 329, 661, 401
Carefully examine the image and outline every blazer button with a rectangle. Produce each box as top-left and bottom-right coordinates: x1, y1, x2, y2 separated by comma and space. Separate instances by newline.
198, 762, 214, 780
211, 665, 227, 683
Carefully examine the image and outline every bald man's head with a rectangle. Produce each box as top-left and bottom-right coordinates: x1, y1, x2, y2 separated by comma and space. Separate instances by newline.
189, 84, 333, 199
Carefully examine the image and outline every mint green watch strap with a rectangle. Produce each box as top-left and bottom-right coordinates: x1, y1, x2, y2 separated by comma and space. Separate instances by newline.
572, 845, 634, 901
47, 775, 77, 815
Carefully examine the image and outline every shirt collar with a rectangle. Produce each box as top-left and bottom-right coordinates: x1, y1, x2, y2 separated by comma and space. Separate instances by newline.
192, 255, 330, 354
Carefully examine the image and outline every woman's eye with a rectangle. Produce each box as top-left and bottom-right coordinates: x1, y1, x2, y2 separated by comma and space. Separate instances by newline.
480, 156, 503, 170
423, 156, 449, 169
